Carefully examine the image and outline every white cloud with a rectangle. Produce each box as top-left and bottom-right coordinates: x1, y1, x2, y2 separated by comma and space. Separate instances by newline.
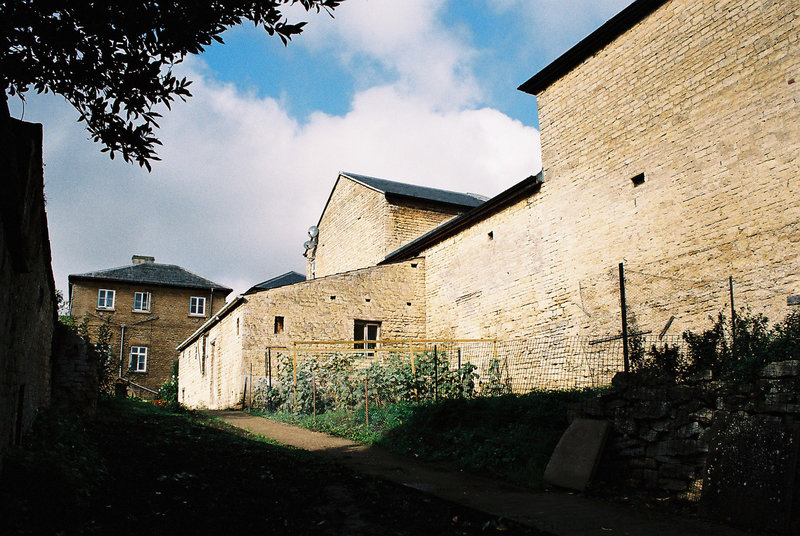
293, 0, 482, 109
20, 56, 540, 298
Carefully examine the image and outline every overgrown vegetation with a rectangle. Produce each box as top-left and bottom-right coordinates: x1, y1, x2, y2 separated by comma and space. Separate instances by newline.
252, 351, 509, 415
1, 399, 539, 534
631, 309, 800, 381
156, 360, 183, 412
248, 350, 595, 487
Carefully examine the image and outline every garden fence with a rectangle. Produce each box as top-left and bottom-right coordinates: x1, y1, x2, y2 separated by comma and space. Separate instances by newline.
242, 335, 688, 414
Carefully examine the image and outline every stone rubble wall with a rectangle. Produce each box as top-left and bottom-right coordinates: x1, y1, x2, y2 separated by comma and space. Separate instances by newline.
50, 324, 100, 414
574, 361, 800, 502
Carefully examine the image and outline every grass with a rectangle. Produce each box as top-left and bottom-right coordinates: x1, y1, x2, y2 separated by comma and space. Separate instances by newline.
254, 388, 602, 488
1, 397, 542, 535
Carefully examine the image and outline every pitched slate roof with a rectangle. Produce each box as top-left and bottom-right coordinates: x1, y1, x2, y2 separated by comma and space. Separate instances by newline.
69, 262, 232, 293
518, 0, 669, 95
341, 172, 488, 208
244, 271, 306, 295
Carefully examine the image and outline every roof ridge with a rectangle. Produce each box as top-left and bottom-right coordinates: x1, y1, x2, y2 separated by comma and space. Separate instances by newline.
339, 171, 487, 206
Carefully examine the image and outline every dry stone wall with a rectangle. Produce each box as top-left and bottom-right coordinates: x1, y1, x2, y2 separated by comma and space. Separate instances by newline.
423, 0, 800, 342
575, 361, 800, 511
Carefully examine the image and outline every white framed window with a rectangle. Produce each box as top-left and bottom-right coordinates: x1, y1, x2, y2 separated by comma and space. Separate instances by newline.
133, 291, 151, 312
189, 296, 206, 316
97, 289, 115, 310
129, 346, 148, 372
354, 320, 381, 355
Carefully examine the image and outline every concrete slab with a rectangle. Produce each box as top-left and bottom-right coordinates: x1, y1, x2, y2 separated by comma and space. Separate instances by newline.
543, 418, 609, 492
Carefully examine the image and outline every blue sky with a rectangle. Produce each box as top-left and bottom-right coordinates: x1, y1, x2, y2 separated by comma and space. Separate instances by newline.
11, 0, 632, 297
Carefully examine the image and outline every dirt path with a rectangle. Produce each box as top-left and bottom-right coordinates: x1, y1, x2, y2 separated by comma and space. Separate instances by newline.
208, 410, 748, 536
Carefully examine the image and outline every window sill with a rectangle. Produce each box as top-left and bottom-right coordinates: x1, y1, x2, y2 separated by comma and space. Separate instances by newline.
96, 308, 115, 312
132, 310, 151, 314
128, 370, 148, 374
189, 314, 207, 318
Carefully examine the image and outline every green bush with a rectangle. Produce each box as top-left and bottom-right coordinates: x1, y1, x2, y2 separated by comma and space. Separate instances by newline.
156, 360, 183, 411
641, 309, 800, 382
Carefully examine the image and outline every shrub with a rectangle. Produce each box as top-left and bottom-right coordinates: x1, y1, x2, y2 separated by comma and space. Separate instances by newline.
640, 309, 800, 382
156, 361, 183, 412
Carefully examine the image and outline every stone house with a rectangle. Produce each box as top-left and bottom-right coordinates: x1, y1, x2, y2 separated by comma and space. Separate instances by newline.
178, 0, 800, 408
308, 172, 486, 279
69, 255, 231, 395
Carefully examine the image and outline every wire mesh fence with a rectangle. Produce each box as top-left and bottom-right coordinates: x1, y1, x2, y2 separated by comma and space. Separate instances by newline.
240, 336, 694, 416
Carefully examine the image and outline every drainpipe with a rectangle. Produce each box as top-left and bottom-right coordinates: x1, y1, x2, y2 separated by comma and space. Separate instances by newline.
118, 325, 126, 377
209, 288, 214, 316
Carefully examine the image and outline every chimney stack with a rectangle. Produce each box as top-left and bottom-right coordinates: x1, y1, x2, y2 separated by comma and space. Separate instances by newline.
132, 255, 155, 265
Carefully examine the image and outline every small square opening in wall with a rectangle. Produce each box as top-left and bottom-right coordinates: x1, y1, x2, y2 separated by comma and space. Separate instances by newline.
330, 295, 336, 300
631, 172, 645, 187
488, 231, 494, 240
365, 298, 371, 303
411, 263, 418, 268
274, 316, 284, 334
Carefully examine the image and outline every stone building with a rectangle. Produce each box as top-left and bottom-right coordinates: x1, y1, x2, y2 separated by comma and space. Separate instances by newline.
308, 172, 486, 279
178, 0, 800, 408
69, 255, 231, 395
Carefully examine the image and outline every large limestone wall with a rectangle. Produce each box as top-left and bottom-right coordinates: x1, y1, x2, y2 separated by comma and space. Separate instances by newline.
425, 0, 800, 341
179, 260, 425, 409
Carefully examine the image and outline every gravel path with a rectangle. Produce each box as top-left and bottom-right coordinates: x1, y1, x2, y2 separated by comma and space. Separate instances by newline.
207, 410, 749, 536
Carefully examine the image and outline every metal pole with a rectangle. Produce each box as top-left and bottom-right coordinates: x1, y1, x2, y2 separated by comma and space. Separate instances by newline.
619, 262, 630, 373
457, 347, 462, 397
729, 276, 736, 356
312, 376, 316, 419
292, 343, 298, 409
410, 342, 418, 402
434, 344, 438, 402
364, 375, 369, 426
249, 363, 253, 409
267, 348, 272, 391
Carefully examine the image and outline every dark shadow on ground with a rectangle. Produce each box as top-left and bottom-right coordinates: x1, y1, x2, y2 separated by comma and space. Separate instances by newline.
1, 399, 541, 535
